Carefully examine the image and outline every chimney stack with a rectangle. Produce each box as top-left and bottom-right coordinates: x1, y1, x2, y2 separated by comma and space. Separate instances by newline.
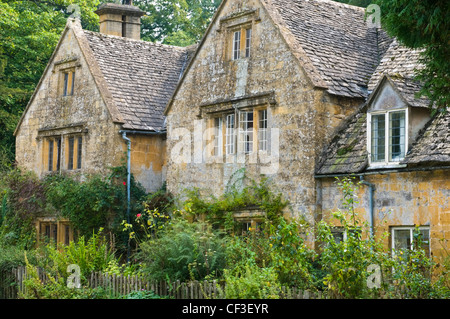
95, 1, 145, 40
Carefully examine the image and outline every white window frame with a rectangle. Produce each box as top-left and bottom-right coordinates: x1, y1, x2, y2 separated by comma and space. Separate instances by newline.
391, 226, 430, 257
225, 114, 236, 155
258, 109, 268, 152
213, 117, 223, 156
245, 28, 252, 58
212, 108, 269, 158
239, 111, 254, 154
232, 31, 241, 60
367, 108, 409, 168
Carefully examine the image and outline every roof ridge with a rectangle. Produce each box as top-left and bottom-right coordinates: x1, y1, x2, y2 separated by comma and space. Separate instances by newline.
312, 0, 366, 11
83, 30, 188, 51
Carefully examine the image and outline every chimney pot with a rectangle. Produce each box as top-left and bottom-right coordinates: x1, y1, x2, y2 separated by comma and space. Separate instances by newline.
95, 2, 145, 40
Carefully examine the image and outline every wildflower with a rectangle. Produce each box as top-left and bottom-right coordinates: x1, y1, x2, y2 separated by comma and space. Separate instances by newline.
137, 213, 142, 218
123, 182, 126, 185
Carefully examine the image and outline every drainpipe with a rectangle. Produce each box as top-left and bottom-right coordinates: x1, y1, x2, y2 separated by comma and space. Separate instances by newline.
121, 132, 131, 263
359, 175, 375, 238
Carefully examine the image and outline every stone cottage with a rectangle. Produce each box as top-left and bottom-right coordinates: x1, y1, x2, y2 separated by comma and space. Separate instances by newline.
14, 0, 449, 258
14, 2, 191, 243
315, 39, 450, 259
163, 0, 449, 257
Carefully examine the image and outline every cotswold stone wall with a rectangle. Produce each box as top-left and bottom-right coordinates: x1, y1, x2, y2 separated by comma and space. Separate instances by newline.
15, 26, 124, 178
165, 0, 360, 223
319, 169, 450, 257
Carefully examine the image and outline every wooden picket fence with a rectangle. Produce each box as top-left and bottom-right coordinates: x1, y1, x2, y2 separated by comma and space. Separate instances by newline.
0, 266, 324, 299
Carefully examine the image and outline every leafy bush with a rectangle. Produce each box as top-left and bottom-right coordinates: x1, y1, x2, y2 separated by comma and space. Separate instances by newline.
38, 229, 116, 284
137, 218, 228, 282
20, 254, 112, 299
0, 169, 43, 248
317, 178, 390, 298
125, 289, 165, 299
267, 218, 317, 288
223, 264, 281, 299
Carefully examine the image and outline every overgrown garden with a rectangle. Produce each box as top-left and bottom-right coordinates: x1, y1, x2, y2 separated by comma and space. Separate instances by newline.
0, 166, 448, 299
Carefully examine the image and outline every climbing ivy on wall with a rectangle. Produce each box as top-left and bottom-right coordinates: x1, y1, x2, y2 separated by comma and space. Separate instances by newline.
181, 169, 290, 232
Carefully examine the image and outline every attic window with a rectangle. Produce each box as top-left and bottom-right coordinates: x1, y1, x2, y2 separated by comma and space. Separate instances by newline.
231, 26, 252, 60
62, 70, 75, 96
368, 109, 408, 166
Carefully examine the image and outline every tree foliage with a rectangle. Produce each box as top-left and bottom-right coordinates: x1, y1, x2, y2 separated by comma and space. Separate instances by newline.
135, 0, 221, 45
374, 0, 449, 112
0, 0, 101, 164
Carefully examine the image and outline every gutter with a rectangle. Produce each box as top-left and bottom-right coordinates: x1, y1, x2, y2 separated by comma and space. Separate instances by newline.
315, 165, 450, 238
120, 131, 132, 263
314, 165, 450, 179
118, 128, 166, 261
119, 129, 166, 136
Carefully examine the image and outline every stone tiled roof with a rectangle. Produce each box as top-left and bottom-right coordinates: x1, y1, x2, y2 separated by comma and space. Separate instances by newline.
315, 37, 448, 176
316, 105, 450, 175
402, 110, 450, 165
84, 30, 190, 131
315, 105, 368, 175
268, 0, 391, 98
368, 39, 430, 108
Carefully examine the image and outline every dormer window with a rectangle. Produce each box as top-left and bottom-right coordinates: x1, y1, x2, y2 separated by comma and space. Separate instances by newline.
368, 109, 408, 166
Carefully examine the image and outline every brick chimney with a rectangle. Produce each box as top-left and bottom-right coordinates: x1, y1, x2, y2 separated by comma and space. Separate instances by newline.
95, 1, 145, 40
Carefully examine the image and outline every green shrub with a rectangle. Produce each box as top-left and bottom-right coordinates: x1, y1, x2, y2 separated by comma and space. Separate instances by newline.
267, 218, 317, 289
223, 264, 281, 299
20, 254, 112, 299
125, 289, 165, 299
317, 177, 389, 298
38, 229, 116, 284
0, 169, 43, 248
137, 218, 227, 282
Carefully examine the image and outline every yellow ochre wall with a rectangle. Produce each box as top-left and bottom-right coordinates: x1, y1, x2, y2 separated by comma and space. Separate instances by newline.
319, 169, 450, 259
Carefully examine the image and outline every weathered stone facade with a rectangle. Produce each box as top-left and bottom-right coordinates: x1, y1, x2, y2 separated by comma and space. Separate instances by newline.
165, 0, 374, 224
15, 12, 187, 193
318, 170, 450, 259
14, 0, 449, 258
165, 0, 449, 258
15, 20, 125, 178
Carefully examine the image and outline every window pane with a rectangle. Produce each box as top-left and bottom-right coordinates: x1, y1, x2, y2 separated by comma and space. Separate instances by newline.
214, 118, 223, 156
64, 73, 69, 96
233, 31, 241, 60
245, 28, 252, 58
240, 111, 253, 154
371, 114, 385, 162
68, 137, 74, 170
48, 140, 54, 171
56, 138, 62, 171
389, 111, 406, 161
394, 229, 411, 251
77, 137, 82, 169
258, 109, 268, 151
332, 230, 344, 244
226, 114, 235, 154
70, 71, 75, 95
